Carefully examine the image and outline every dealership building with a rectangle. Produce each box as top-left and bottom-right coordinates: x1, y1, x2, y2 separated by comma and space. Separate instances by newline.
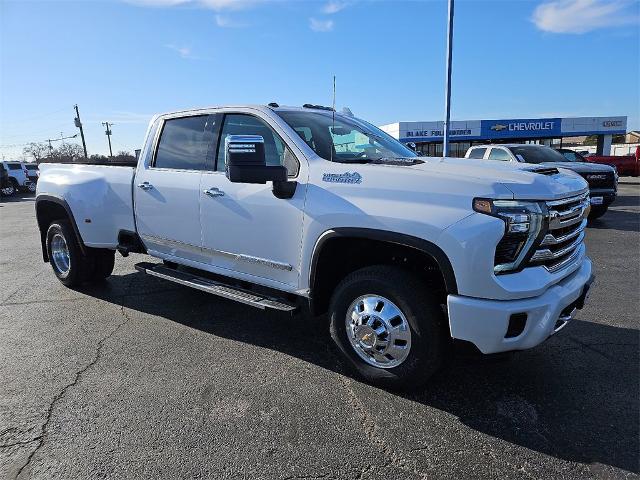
379, 116, 627, 158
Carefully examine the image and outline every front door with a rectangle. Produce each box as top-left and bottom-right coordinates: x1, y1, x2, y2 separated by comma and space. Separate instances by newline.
199, 112, 305, 288
134, 114, 214, 262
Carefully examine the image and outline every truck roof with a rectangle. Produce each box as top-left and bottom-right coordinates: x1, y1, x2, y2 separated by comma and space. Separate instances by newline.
155, 104, 344, 118
470, 144, 552, 149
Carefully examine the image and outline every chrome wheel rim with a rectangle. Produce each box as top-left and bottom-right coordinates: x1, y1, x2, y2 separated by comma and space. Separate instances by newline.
51, 233, 71, 276
28, 183, 36, 192
345, 295, 411, 369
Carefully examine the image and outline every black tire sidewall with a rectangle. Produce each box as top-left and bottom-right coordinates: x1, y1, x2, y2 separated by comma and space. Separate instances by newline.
92, 251, 115, 280
329, 267, 445, 389
589, 206, 608, 219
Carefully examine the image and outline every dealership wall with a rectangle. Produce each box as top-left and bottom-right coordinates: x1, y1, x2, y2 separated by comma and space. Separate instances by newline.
379, 116, 628, 154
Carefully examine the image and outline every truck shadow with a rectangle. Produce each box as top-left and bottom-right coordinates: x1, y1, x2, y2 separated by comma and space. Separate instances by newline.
588, 208, 639, 233
82, 270, 640, 475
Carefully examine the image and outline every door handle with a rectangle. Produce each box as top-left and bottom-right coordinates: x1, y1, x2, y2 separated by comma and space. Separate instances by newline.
203, 187, 225, 197
137, 182, 153, 191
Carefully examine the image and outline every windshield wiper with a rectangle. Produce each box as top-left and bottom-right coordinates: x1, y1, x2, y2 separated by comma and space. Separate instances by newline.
333, 158, 373, 164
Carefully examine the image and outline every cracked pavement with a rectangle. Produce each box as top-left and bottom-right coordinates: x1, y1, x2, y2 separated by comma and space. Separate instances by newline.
0, 180, 638, 479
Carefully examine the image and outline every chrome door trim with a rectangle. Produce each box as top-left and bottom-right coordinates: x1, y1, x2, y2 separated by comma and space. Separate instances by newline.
140, 234, 293, 272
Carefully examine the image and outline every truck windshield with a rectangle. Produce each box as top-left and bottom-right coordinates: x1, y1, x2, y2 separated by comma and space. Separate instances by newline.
507, 145, 569, 164
276, 110, 417, 163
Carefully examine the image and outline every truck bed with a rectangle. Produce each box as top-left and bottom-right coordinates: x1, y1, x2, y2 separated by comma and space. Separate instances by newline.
37, 163, 136, 248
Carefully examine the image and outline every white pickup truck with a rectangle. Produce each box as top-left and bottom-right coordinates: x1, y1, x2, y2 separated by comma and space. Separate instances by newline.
35, 104, 594, 388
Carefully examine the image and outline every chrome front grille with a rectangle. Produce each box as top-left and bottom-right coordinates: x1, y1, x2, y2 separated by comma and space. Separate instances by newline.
529, 193, 589, 273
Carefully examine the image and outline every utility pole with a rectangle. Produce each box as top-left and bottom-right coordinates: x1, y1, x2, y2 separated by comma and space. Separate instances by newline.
443, 0, 455, 157
74, 104, 88, 158
102, 122, 114, 157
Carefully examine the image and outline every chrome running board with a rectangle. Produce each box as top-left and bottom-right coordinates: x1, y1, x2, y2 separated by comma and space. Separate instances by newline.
134, 262, 297, 312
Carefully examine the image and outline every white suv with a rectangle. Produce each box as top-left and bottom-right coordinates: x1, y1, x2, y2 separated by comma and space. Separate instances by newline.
1, 161, 35, 193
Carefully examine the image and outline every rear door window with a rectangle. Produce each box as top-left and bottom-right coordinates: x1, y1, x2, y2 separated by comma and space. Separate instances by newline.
467, 148, 486, 159
154, 115, 211, 170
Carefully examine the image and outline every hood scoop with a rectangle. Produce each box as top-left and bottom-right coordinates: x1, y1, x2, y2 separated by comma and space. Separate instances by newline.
528, 167, 559, 176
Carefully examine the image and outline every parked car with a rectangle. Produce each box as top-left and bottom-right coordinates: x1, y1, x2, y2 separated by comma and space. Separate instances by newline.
465, 144, 616, 219
584, 146, 639, 177
0, 161, 35, 193
35, 105, 593, 389
0, 163, 16, 196
23, 163, 40, 183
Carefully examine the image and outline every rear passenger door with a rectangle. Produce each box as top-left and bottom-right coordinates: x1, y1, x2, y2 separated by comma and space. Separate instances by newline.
134, 114, 217, 263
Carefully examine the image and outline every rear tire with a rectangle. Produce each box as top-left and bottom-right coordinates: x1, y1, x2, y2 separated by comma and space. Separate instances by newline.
90, 250, 115, 281
589, 205, 608, 219
0, 184, 15, 196
329, 265, 447, 390
46, 220, 94, 287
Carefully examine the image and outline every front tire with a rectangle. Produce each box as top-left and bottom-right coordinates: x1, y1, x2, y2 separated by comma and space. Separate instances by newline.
329, 265, 447, 390
589, 205, 608, 219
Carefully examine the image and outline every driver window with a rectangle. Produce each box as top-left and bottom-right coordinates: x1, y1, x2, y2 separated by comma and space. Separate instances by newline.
216, 114, 298, 176
488, 148, 511, 161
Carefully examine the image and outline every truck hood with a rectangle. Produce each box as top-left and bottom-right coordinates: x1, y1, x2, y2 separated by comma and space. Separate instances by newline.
407, 156, 588, 200
537, 161, 616, 174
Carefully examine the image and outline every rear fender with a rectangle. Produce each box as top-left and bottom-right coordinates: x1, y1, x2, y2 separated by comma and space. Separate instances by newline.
35, 195, 87, 262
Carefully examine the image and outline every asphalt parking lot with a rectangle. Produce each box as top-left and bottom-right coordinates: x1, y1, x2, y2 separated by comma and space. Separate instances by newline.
1, 180, 638, 480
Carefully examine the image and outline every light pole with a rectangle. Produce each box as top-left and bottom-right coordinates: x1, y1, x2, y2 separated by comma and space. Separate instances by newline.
74, 104, 88, 158
443, 0, 455, 157
102, 122, 114, 157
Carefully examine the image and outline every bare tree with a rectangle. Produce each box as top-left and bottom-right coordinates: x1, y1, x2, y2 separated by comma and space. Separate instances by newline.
23, 142, 50, 163
55, 143, 85, 162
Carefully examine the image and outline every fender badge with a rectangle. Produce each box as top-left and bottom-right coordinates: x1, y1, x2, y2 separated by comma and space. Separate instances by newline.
322, 172, 362, 184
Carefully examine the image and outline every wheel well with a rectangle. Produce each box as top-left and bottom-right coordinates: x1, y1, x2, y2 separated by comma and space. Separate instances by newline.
36, 199, 84, 262
310, 236, 452, 316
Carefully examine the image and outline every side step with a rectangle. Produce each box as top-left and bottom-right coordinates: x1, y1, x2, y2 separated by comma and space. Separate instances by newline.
134, 262, 297, 312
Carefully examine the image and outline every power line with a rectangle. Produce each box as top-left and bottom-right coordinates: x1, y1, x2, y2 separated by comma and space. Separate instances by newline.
0, 107, 69, 126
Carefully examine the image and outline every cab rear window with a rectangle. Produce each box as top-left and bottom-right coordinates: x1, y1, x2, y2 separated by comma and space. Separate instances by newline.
467, 148, 486, 159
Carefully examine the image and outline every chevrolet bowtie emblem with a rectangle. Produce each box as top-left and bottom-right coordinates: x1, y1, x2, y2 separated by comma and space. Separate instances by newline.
491, 124, 508, 131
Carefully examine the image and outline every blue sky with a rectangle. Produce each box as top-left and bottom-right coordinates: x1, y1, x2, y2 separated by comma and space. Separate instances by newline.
1, 0, 638, 158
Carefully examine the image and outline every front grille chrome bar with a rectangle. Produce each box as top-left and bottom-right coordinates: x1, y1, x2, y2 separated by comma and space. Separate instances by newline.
540, 218, 587, 246
531, 231, 585, 261
548, 199, 590, 229
527, 192, 589, 273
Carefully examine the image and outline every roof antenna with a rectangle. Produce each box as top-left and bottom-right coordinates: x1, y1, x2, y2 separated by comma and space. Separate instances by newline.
331, 75, 336, 163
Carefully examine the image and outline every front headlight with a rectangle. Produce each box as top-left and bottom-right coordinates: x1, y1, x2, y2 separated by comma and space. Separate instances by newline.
473, 198, 546, 274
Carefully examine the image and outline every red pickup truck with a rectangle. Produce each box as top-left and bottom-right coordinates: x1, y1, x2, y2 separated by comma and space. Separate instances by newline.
585, 146, 639, 177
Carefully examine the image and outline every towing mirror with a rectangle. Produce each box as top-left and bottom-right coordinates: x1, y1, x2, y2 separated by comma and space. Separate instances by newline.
225, 135, 287, 184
